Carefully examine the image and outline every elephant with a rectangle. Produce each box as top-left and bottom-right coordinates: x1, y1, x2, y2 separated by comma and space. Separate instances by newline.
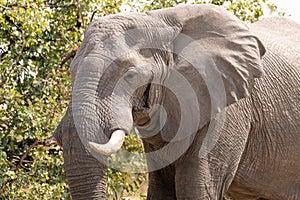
47, 4, 300, 200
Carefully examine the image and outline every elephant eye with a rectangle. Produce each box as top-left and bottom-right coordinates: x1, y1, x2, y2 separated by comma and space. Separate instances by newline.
124, 69, 138, 83
139, 49, 152, 58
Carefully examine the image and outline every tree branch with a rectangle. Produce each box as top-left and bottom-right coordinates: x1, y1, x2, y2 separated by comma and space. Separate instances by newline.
90, 10, 98, 23
12, 40, 26, 68
77, 4, 85, 29
60, 49, 77, 67
15, 139, 39, 171
0, 4, 10, 10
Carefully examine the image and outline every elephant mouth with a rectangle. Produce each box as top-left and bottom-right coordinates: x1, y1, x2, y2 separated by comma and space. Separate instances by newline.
132, 107, 151, 126
131, 83, 154, 126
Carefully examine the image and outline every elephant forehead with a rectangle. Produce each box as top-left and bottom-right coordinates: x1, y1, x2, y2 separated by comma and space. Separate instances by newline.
70, 13, 177, 83
84, 13, 177, 49
85, 13, 151, 39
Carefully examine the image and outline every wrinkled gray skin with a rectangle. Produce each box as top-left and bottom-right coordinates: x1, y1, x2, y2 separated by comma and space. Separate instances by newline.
50, 4, 300, 200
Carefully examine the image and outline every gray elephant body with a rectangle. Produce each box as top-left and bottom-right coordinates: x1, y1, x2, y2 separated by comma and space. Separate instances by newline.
140, 12, 300, 200
144, 23, 300, 199
228, 18, 300, 199
51, 5, 300, 200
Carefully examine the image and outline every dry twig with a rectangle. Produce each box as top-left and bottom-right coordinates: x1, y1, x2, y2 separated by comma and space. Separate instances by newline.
15, 139, 39, 171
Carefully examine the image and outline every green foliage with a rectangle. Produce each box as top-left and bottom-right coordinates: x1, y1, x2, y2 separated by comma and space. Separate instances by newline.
0, 0, 276, 199
107, 133, 147, 199
0, 0, 73, 198
225, 0, 267, 22
117, 0, 274, 22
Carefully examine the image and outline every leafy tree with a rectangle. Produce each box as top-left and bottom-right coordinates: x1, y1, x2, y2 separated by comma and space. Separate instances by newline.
0, 0, 276, 199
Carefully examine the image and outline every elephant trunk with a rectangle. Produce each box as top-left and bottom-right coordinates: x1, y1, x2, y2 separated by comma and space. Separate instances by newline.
63, 132, 107, 199
53, 107, 108, 199
51, 54, 134, 198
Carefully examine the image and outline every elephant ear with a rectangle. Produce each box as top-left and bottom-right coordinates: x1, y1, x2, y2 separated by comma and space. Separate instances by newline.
151, 4, 265, 106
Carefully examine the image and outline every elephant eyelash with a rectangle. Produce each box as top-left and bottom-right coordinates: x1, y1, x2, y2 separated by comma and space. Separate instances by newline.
123, 66, 135, 74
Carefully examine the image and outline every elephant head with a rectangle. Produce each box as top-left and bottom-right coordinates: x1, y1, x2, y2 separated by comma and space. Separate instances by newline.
48, 4, 265, 199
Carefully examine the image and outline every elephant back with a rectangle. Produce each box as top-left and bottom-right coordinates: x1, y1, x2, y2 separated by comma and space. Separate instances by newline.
250, 17, 300, 67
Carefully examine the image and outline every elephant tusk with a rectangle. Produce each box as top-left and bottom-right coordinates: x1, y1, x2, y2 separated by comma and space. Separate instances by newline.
89, 130, 125, 156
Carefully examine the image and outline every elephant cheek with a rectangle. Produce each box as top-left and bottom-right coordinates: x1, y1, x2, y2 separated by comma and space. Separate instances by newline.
111, 97, 134, 133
